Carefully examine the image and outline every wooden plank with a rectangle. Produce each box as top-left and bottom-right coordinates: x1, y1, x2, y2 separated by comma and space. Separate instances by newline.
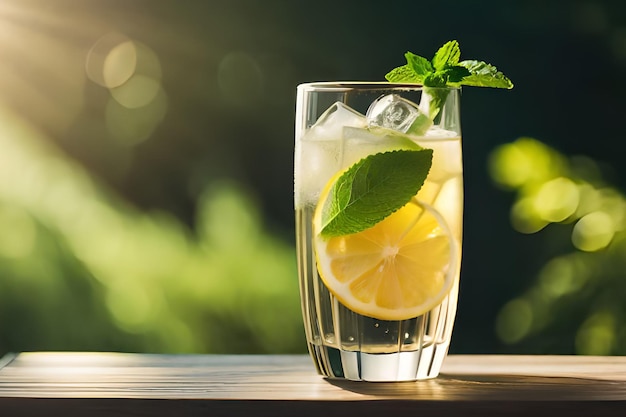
0, 353, 624, 416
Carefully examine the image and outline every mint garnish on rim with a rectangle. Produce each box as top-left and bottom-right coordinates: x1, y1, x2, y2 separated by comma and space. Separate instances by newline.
385, 40, 513, 118
385, 40, 513, 89
319, 149, 432, 238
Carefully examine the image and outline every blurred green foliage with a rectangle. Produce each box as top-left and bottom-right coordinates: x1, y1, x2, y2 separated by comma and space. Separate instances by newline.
489, 138, 626, 355
1, 0, 626, 356
0, 108, 303, 355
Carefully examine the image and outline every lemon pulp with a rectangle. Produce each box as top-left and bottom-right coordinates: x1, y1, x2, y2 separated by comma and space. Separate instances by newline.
314, 192, 455, 321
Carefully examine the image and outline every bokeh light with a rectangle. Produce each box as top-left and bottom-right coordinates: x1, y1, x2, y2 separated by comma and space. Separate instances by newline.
86, 32, 135, 88
86, 32, 166, 147
105, 88, 168, 146
538, 256, 589, 299
533, 177, 579, 223
495, 298, 533, 344
576, 312, 616, 355
510, 198, 549, 234
572, 211, 614, 252
490, 137, 626, 354
488, 137, 566, 190
107, 41, 162, 108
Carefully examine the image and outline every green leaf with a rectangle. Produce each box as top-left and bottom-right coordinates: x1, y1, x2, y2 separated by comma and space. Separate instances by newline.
385, 64, 423, 83
423, 71, 448, 87
456, 60, 514, 89
424, 66, 470, 88
320, 149, 433, 237
432, 40, 461, 70
405, 52, 433, 76
384, 52, 433, 84
445, 65, 472, 83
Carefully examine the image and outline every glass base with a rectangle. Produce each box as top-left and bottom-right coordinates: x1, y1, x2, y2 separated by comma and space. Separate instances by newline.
308, 342, 450, 382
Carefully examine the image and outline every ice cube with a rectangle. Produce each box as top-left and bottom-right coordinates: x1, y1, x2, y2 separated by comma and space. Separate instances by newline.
295, 139, 342, 205
366, 94, 432, 136
303, 101, 367, 142
418, 137, 462, 182
342, 126, 419, 168
295, 102, 367, 205
341, 127, 387, 167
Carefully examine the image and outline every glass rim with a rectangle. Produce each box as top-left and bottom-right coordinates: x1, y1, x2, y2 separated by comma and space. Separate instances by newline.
297, 81, 461, 92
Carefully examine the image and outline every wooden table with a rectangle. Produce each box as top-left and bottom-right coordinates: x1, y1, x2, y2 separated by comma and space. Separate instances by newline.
0, 352, 624, 416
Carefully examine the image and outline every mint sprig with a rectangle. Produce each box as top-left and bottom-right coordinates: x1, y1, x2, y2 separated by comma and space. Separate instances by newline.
320, 149, 432, 238
386, 40, 513, 118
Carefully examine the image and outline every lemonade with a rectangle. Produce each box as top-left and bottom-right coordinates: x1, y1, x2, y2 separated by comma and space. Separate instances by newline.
295, 85, 462, 381
294, 41, 512, 381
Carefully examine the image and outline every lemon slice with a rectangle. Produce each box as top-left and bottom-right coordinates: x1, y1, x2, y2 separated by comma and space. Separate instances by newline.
313, 181, 456, 321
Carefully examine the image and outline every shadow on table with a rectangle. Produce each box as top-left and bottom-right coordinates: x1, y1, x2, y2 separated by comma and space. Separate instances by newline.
326, 373, 626, 401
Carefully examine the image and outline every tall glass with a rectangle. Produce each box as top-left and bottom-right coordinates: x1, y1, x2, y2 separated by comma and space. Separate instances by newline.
294, 83, 462, 381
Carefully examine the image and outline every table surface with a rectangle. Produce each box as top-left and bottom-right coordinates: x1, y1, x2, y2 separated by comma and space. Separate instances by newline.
0, 352, 625, 416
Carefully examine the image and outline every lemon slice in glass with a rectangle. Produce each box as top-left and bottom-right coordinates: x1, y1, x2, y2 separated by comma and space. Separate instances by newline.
313, 182, 456, 321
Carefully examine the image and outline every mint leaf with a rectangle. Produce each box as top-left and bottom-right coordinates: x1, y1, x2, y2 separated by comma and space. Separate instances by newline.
320, 149, 432, 238
445, 65, 472, 83
385, 64, 423, 83
456, 60, 514, 89
424, 71, 447, 87
405, 52, 433, 77
431, 40, 461, 70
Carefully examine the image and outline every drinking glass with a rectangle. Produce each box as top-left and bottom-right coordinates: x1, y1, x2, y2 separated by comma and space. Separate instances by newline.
294, 82, 462, 381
